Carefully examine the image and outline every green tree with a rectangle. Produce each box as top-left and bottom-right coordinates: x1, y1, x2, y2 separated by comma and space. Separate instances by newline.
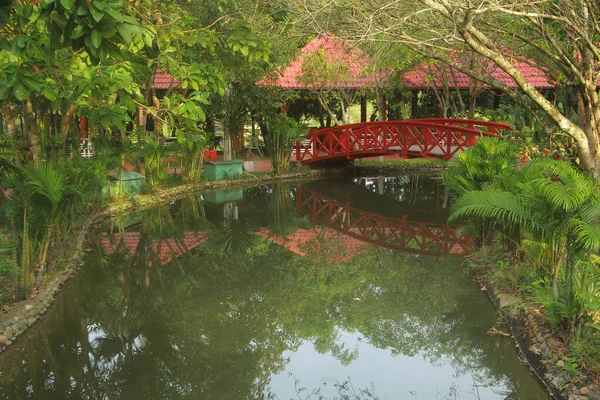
292, 0, 600, 176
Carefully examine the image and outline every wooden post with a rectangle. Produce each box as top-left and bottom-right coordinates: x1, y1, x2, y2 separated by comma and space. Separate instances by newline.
360, 95, 367, 122
411, 90, 418, 119
493, 89, 501, 109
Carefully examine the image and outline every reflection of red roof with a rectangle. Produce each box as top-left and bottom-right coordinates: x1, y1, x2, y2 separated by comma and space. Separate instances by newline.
102, 232, 207, 266
257, 228, 367, 263
401, 58, 554, 89
154, 70, 180, 90
257, 35, 384, 89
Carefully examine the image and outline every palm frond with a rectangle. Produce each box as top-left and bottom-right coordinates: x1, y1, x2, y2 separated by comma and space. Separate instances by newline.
22, 163, 64, 210
564, 217, 600, 253
449, 190, 536, 230
525, 159, 595, 212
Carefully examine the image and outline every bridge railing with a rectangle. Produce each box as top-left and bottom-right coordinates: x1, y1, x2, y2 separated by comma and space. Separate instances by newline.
295, 119, 512, 164
412, 118, 512, 137
296, 119, 510, 164
345, 123, 481, 160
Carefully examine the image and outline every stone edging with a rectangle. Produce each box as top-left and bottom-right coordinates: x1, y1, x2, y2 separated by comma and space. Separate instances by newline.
0, 164, 446, 352
482, 278, 600, 400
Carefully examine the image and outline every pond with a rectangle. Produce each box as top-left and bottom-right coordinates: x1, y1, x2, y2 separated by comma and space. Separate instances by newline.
0, 175, 548, 399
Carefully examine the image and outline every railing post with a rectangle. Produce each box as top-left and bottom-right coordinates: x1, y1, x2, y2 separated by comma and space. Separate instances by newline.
468, 133, 476, 147
343, 129, 350, 159
446, 128, 452, 159
402, 126, 408, 159
296, 140, 301, 161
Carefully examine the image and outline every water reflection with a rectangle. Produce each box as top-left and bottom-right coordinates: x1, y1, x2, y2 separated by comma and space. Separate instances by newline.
296, 180, 471, 256
0, 176, 547, 399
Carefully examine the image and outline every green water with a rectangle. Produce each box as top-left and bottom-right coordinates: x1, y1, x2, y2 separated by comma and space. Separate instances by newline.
0, 176, 548, 399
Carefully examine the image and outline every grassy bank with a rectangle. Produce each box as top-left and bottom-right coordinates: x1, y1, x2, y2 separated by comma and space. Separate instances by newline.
468, 246, 600, 399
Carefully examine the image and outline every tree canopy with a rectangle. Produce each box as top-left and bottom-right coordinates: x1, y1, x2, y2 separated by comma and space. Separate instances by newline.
291, 0, 600, 175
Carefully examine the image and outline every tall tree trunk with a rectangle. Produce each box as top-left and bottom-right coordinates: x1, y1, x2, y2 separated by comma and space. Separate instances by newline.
1, 103, 18, 139
360, 95, 367, 122
316, 93, 343, 126
411, 90, 418, 119
1, 103, 21, 165
24, 99, 42, 165
375, 86, 386, 121
468, 78, 482, 119
58, 104, 75, 159
136, 87, 151, 175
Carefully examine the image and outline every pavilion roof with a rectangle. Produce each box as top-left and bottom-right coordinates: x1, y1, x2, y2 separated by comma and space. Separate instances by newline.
257, 35, 385, 89
102, 231, 207, 266
400, 57, 555, 89
257, 228, 367, 264
153, 70, 180, 90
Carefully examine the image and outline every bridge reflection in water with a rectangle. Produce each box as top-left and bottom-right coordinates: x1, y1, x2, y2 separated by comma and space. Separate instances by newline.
295, 178, 472, 256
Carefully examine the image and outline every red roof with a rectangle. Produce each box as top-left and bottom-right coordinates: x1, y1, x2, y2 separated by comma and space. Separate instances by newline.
257, 35, 385, 89
401, 57, 554, 89
102, 231, 207, 266
257, 228, 367, 264
153, 70, 180, 90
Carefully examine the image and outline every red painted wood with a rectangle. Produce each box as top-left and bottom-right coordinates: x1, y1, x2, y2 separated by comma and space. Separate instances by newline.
295, 118, 512, 164
296, 186, 473, 256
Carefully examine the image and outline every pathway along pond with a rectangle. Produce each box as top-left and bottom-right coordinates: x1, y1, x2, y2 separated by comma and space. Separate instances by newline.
0, 175, 548, 399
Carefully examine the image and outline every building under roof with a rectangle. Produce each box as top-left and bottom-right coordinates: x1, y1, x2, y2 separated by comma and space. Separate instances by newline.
257, 35, 560, 91
257, 34, 384, 89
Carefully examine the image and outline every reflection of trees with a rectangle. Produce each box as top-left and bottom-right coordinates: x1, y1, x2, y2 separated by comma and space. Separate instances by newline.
266, 183, 311, 236
289, 247, 540, 397
209, 215, 257, 255
359, 175, 445, 211
0, 184, 544, 400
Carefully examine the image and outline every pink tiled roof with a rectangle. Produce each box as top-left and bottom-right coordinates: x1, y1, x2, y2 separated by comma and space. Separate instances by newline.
257, 228, 367, 263
153, 70, 180, 90
102, 231, 207, 266
401, 57, 554, 89
257, 35, 385, 89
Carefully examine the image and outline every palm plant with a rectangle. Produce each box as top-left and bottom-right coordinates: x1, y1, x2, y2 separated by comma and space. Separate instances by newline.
449, 159, 600, 335
0, 229, 17, 278
139, 136, 170, 189
444, 137, 521, 245
0, 134, 20, 171
444, 137, 521, 195
9, 163, 65, 288
264, 116, 308, 173
174, 131, 207, 184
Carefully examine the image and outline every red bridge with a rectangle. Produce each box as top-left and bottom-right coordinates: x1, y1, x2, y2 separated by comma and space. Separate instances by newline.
295, 118, 512, 164
296, 185, 472, 256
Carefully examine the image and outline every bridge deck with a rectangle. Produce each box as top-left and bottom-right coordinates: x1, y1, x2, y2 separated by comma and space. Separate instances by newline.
295, 118, 512, 164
